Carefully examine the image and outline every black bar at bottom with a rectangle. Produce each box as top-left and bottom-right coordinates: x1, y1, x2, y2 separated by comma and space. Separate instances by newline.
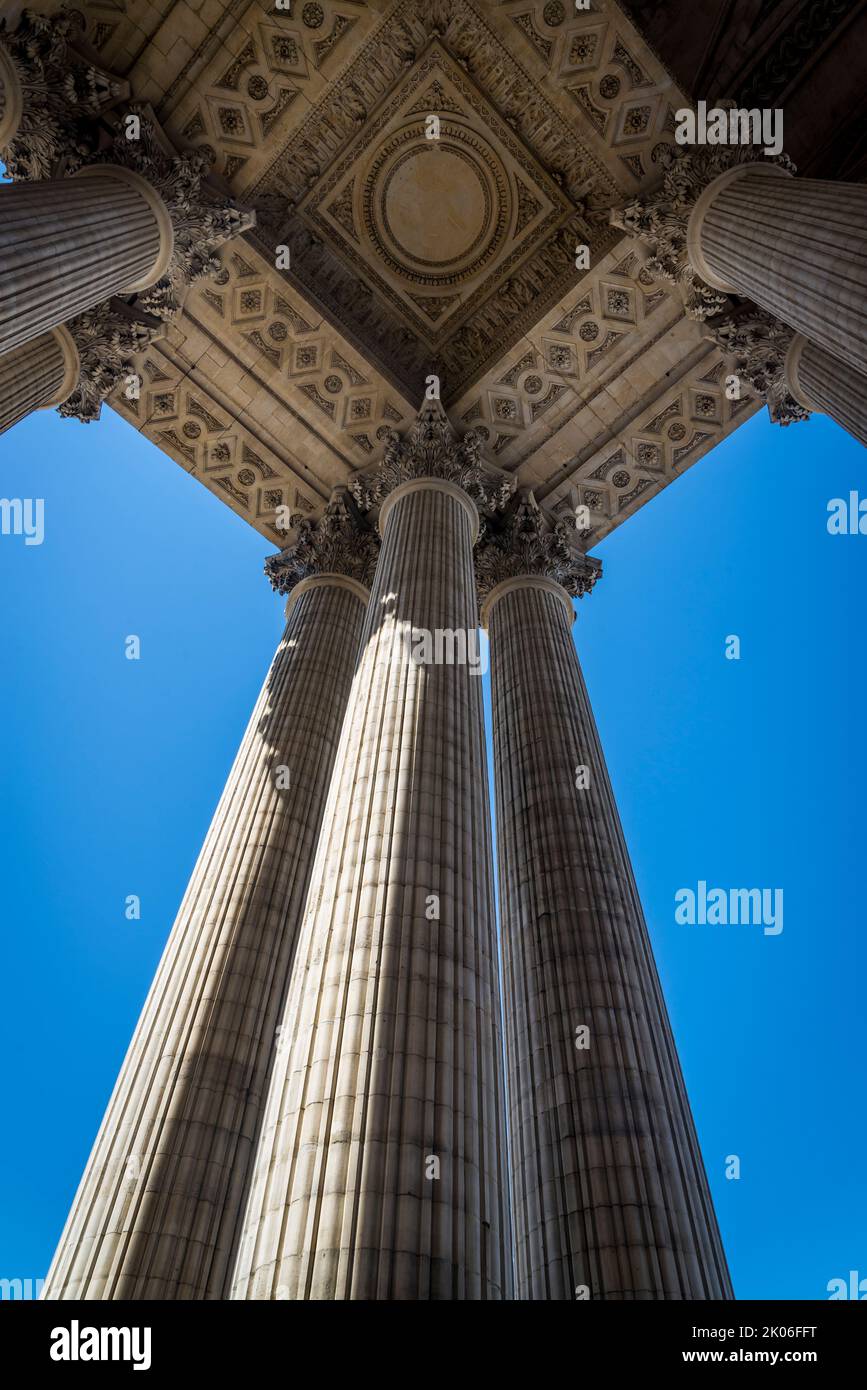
1, 1299, 864, 1377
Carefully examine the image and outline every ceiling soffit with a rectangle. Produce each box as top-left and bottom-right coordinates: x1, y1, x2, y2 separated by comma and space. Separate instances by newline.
237, 0, 683, 402
45, 0, 765, 546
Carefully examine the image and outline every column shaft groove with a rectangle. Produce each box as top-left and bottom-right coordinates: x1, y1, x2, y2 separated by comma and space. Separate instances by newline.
0, 172, 166, 356
42, 582, 366, 1299
793, 337, 867, 447
489, 584, 731, 1300
698, 171, 867, 375
232, 484, 510, 1301
0, 328, 78, 434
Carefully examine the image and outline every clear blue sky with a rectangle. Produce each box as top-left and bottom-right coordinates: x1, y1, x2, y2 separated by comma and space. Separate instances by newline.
0, 397, 864, 1300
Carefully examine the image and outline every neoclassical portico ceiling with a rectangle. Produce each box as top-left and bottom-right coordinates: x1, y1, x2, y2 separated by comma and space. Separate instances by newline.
249, 26, 614, 400
41, 0, 762, 545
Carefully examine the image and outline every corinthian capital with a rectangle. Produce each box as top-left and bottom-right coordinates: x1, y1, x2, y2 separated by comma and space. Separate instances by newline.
475, 491, 602, 607
350, 399, 515, 516
106, 106, 256, 310
706, 307, 809, 426
0, 8, 129, 180
59, 300, 161, 424
59, 106, 255, 422
610, 143, 795, 320
264, 488, 380, 595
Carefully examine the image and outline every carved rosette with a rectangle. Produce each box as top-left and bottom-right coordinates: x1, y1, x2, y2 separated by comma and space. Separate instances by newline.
264, 488, 380, 596
350, 400, 515, 515
610, 143, 795, 320
0, 8, 129, 180
707, 308, 810, 426
475, 491, 602, 606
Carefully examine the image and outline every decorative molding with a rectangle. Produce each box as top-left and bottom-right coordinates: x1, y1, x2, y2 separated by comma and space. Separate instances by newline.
184, 239, 414, 463
109, 340, 326, 542
736, 0, 854, 110
242, 0, 685, 400
539, 334, 762, 544
449, 242, 680, 469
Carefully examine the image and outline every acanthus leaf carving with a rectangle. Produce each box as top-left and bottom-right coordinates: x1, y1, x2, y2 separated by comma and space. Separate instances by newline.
610, 142, 795, 320
349, 399, 515, 515
706, 308, 810, 427
105, 106, 256, 305
264, 487, 380, 593
474, 490, 602, 605
60, 300, 162, 423
0, 7, 129, 180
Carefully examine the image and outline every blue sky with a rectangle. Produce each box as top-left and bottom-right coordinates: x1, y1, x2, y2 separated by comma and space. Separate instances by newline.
0, 398, 864, 1300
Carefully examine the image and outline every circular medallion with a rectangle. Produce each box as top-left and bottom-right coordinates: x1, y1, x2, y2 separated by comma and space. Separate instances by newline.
382, 148, 489, 267
363, 126, 509, 286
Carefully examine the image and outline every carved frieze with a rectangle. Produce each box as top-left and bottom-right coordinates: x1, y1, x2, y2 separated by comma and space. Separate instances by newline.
250, 25, 619, 401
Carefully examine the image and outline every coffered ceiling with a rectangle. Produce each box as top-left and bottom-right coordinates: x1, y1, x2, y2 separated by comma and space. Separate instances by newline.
35, 0, 767, 545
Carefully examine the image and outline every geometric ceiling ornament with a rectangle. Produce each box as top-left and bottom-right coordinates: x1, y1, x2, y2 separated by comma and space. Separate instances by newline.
251, 20, 621, 402
60, 0, 781, 545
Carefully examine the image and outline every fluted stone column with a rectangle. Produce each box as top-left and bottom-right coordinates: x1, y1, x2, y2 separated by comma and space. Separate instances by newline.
687, 165, 867, 375
478, 495, 731, 1301
231, 404, 512, 1301
0, 166, 173, 357
613, 148, 867, 379
42, 494, 378, 1300
0, 326, 79, 435
786, 333, 867, 448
